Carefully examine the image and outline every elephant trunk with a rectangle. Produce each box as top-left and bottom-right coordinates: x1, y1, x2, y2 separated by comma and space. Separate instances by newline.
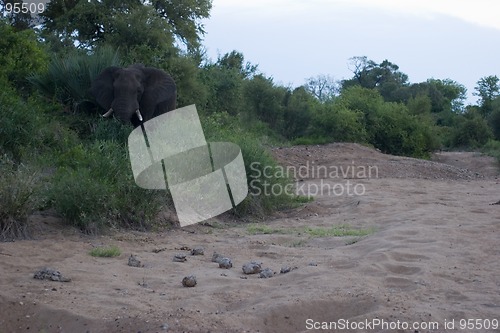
111, 98, 140, 124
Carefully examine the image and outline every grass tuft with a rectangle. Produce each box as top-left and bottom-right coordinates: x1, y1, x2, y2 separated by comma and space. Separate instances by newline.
89, 245, 121, 257
302, 225, 373, 237
246, 223, 374, 238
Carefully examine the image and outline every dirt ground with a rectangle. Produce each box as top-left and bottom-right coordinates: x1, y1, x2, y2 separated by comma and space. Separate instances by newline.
0, 143, 499, 333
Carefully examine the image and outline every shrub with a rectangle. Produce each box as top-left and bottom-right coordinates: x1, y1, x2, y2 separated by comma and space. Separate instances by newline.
0, 20, 48, 92
0, 80, 79, 161
488, 106, 500, 140
452, 115, 493, 148
0, 158, 41, 240
368, 102, 438, 157
199, 64, 243, 115
283, 87, 317, 139
48, 141, 166, 233
482, 140, 500, 162
202, 112, 305, 216
309, 104, 367, 143
243, 75, 287, 132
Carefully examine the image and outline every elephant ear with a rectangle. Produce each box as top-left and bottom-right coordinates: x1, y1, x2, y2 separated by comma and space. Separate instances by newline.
141, 67, 176, 108
90, 66, 120, 109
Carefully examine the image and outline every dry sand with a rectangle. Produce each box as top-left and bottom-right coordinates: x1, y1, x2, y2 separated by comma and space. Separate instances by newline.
0, 143, 499, 333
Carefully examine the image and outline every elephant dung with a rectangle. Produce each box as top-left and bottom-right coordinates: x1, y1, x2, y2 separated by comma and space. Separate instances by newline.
173, 254, 187, 262
33, 268, 71, 282
128, 254, 143, 267
242, 261, 262, 275
182, 275, 197, 288
259, 268, 274, 279
218, 257, 233, 269
191, 247, 204, 256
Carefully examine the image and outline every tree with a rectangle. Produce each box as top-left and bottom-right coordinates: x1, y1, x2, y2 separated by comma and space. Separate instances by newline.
243, 75, 287, 131
283, 87, 318, 139
341, 56, 409, 102
0, 19, 48, 91
474, 75, 500, 117
216, 51, 258, 78
304, 74, 338, 102
428, 79, 467, 113
39, 0, 211, 52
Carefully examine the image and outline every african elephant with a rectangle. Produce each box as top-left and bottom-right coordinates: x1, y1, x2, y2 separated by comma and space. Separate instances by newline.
90, 64, 176, 127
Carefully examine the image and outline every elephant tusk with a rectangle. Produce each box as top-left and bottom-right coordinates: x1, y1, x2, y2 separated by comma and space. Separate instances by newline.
135, 109, 143, 122
102, 108, 114, 117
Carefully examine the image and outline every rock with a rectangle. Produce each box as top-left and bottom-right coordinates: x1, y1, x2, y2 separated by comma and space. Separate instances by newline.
128, 254, 143, 267
212, 252, 225, 263
191, 247, 204, 256
182, 275, 197, 287
308, 261, 318, 266
218, 257, 233, 269
280, 266, 292, 274
280, 266, 298, 274
173, 254, 187, 262
33, 268, 71, 282
259, 268, 274, 278
242, 261, 262, 274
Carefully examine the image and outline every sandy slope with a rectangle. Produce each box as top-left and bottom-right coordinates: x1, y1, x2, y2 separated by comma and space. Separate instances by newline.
0, 143, 499, 333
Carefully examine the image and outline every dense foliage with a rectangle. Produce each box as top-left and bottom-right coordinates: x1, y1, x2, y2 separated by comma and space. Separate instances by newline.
0, 1, 499, 238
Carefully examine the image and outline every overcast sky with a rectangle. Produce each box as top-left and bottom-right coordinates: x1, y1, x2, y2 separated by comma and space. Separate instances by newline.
201, 0, 500, 104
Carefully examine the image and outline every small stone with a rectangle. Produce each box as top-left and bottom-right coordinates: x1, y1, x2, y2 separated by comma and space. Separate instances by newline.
259, 268, 274, 278
182, 275, 197, 287
308, 261, 318, 266
212, 252, 225, 263
280, 266, 292, 274
191, 247, 204, 256
242, 261, 262, 275
161, 322, 169, 330
128, 254, 142, 267
218, 257, 232, 269
173, 254, 187, 262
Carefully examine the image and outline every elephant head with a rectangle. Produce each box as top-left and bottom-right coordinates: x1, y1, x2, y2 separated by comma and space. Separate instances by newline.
90, 64, 176, 127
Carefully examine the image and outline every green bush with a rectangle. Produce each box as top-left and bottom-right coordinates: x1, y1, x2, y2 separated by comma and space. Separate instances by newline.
488, 107, 500, 140
48, 141, 166, 233
283, 87, 317, 139
368, 102, 438, 157
0, 80, 79, 161
243, 75, 287, 132
202, 112, 306, 216
199, 64, 243, 115
300, 86, 438, 157
0, 20, 48, 92
0, 158, 41, 240
482, 140, 500, 162
452, 115, 493, 148
309, 104, 367, 143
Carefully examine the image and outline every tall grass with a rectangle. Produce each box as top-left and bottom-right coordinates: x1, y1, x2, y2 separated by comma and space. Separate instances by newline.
29, 46, 121, 110
0, 158, 41, 240
48, 139, 167, 233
